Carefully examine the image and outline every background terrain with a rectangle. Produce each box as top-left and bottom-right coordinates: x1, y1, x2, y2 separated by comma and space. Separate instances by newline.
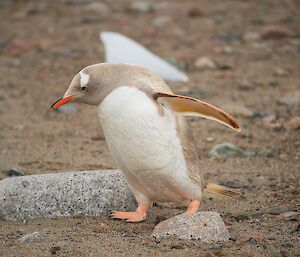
0, 0, 299, 256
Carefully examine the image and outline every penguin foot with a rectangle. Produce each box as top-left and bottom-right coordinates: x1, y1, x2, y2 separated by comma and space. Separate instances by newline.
110, 211, 146, 222
110, 202, 151, 222
185, 199, 202, 214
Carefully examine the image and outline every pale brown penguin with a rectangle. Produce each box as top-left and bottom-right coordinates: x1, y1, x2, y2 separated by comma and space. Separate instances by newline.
51, 63, 240, 222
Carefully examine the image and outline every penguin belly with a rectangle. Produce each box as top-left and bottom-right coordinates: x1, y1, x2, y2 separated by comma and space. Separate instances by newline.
98, 86, 202, 202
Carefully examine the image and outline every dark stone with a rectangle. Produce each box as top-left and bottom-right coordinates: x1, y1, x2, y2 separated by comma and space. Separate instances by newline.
50, 246, 61, 255
6, 168, 24, 177
219, 181, 241, 189
234, 214, 249, 222
266, 207, 286, 215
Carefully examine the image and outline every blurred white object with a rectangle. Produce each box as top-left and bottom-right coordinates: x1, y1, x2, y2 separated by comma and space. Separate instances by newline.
100, 32, 189, 82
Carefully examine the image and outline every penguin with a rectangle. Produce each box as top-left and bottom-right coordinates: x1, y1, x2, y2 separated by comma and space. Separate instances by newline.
51, 63, 241, 222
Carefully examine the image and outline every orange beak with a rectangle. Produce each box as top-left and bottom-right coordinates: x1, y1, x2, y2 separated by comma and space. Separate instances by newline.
51, 95, 74, 109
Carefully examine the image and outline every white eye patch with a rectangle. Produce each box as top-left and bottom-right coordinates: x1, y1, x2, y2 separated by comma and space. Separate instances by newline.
79, 71, 90, 89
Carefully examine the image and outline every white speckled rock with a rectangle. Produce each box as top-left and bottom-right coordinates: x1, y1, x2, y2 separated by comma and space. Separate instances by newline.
19, 231, 45, 243
152, 211, 231, 242
0, 170, 136, 221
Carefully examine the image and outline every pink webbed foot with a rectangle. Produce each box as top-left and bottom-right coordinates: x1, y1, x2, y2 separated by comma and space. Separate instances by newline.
110, 202, 151, 223
185, 199, 202, 214
111, 211, 147, 222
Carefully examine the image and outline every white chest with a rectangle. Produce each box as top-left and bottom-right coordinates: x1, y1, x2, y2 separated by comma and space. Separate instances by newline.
97, 86, 199, 202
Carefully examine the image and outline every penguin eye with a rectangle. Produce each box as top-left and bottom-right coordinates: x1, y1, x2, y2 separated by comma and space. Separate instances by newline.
81, 86, 87, 92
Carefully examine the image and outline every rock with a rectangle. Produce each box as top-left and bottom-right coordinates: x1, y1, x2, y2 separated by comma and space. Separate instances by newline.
234, 214, 249, 222
84, 2, 110, 15
238, 80, 254, 90
284, 117, 300, 131
243, 31, 260, 41
0, 170, 136, 220
7, 58, 21, 68
50, 246, 61, 255
262, 115, 281, 129
223, 46, 234, 54
0, 149, 7, 155
262, 115, 276, 125
188, 6, 204, 17
278, 153, 289, 161
128, 1, 154, 13
56, 104, 78, 113
206, 137, 214, 142
19, 232, 45, 243
152, 211, 231, 242
273, 68, 288, 77
266, 207, 287, 215
209, 142, 255, 160
280, 212, 299, 218
194, 57, 217, 70
217, 63, 233, 70
220, 181, 241, 189
13, 124, 25, 130
151, 16, 171, 28
6, 167, 24, 177
261, 28, 290, 40
278, 93, 300, 108
222, 104, 254, 118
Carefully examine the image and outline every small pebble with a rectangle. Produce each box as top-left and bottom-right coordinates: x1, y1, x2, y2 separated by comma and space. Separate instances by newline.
278, 94, 300, 108
13, 124, 25, 130
50, 246, 61, 255
194, 57, 216, 70
6, 168, 24, 177
84, 2, 110, 15
128, 1, 154, 13
284, 117, 300, 131
19, 232, 45, 243
151, 16, 171, 28
261, 28, 290, 40
238, 80, 254, 90
223, 46, 234, 54
221, 104, 254, 118
188, 6, 204, 17
266, 207, 287, 215
243, 31, 260, 41
274, 68, 288, 77
209, 142, 255, 160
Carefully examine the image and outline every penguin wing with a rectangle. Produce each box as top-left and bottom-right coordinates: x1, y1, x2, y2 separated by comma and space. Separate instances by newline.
154, 92, 241, 132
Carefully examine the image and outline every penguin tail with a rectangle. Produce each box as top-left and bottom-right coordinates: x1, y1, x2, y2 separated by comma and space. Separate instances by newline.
204, 183, 240, 198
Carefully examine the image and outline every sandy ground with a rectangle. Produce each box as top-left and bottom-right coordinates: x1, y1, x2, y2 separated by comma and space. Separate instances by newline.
0, 0, 299, 256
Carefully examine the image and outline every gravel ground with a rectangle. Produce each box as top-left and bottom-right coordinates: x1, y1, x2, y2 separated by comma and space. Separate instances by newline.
0, 0, 299, 256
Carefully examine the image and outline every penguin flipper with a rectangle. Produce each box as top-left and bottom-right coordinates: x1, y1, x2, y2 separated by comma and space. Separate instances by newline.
154, 92, 241, 132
